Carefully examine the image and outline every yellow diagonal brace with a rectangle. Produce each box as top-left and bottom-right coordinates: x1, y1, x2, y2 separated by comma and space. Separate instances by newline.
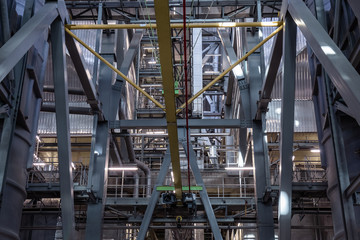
154, 0, 182, 199
176, 24, 284, 114
64, 28, 166, 111
65, 21, 283, 30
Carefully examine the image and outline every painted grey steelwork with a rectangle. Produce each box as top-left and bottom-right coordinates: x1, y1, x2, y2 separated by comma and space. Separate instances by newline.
246, 16, 275, 238
138, 148, 172, 240
179, 129, 223, 240
288, 0, 360, 125
85, 31, 115, 239
65, 0, 283, 8
109, 119, 252, 129
346, 0, 360, 26
85, 122, 110, 240
218, 29, 250, 120
51, 17, 75, 239
256, 30, 283, 120
304, 0, 360, 238
0, 2, 58, 82
65, 31, 100, 112
278, 13, 296, 240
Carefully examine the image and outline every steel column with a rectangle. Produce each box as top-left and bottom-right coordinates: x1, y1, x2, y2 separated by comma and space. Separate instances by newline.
138, 148, 172, 240
179, 129, 223, 240
246, 22, 275, 238
0, 2, 58, 82
288, 0, 360, 125
153, 0, 182, 198
278, 13, 296, 240
51, 17, 75, 239
85, 122, 110, 240
84, 30, 115, 239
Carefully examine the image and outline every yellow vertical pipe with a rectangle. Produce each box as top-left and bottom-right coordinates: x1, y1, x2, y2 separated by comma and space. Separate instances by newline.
154, 0, 183, 198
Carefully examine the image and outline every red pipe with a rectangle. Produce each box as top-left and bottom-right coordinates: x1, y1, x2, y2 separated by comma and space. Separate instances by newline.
182, 1, 191, 193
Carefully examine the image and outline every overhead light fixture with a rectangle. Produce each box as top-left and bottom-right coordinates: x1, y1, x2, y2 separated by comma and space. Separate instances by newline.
148, 60, 156, 64
146, 131, 165, 134
204, 71, 220, 74
225, 167, 254, 170
311, 149, 320, 153
108, 167, 138, 171
33, 162, 46, 166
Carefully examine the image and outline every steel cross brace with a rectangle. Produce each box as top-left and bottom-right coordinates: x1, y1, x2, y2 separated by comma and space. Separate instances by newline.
51, 17, 75, 239
179, 128, 223, 240
137, 148, 172, 240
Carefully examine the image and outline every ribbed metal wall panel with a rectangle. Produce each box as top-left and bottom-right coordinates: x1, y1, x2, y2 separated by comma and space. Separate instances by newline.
38, 111, 93, 135
271, 50, 312, 100
263, 18, 307, 67
266, 100, 317, 132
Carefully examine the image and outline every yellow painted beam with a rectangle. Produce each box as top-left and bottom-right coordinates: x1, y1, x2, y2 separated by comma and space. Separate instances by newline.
65, 21, 282, 30
176, 24, 284, 114
154, 0, 182, 199
64, 28, 166, 111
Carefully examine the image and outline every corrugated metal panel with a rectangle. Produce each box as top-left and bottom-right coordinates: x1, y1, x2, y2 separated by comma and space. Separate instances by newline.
263, 18, 307, 68
38, 108, 93, 136
266, 100, 317, 132
271, 50, 312, 100
43, 54, 88, 103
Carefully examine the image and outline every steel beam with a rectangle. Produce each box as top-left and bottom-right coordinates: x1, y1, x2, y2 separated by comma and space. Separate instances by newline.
278, 13, 296, 240
51, 17, 75, 239
66, 21, 282, 30
256, 30, 283, 120
218, 30, 250, 118
0, 2, 58, 82
109, 119, 252, 129
65, 31, 100, 112
288, 0, 360, 125
138, 148, 172, 240
65, 0, 283, 8
179, 129, 223, 240
153, 0, 182, 199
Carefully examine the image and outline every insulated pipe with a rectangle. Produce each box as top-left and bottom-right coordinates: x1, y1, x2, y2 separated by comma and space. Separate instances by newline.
134, 172, 139, 198
135, 160, 151, 197
0, 129, 32, 240
124, 133, 136, 163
